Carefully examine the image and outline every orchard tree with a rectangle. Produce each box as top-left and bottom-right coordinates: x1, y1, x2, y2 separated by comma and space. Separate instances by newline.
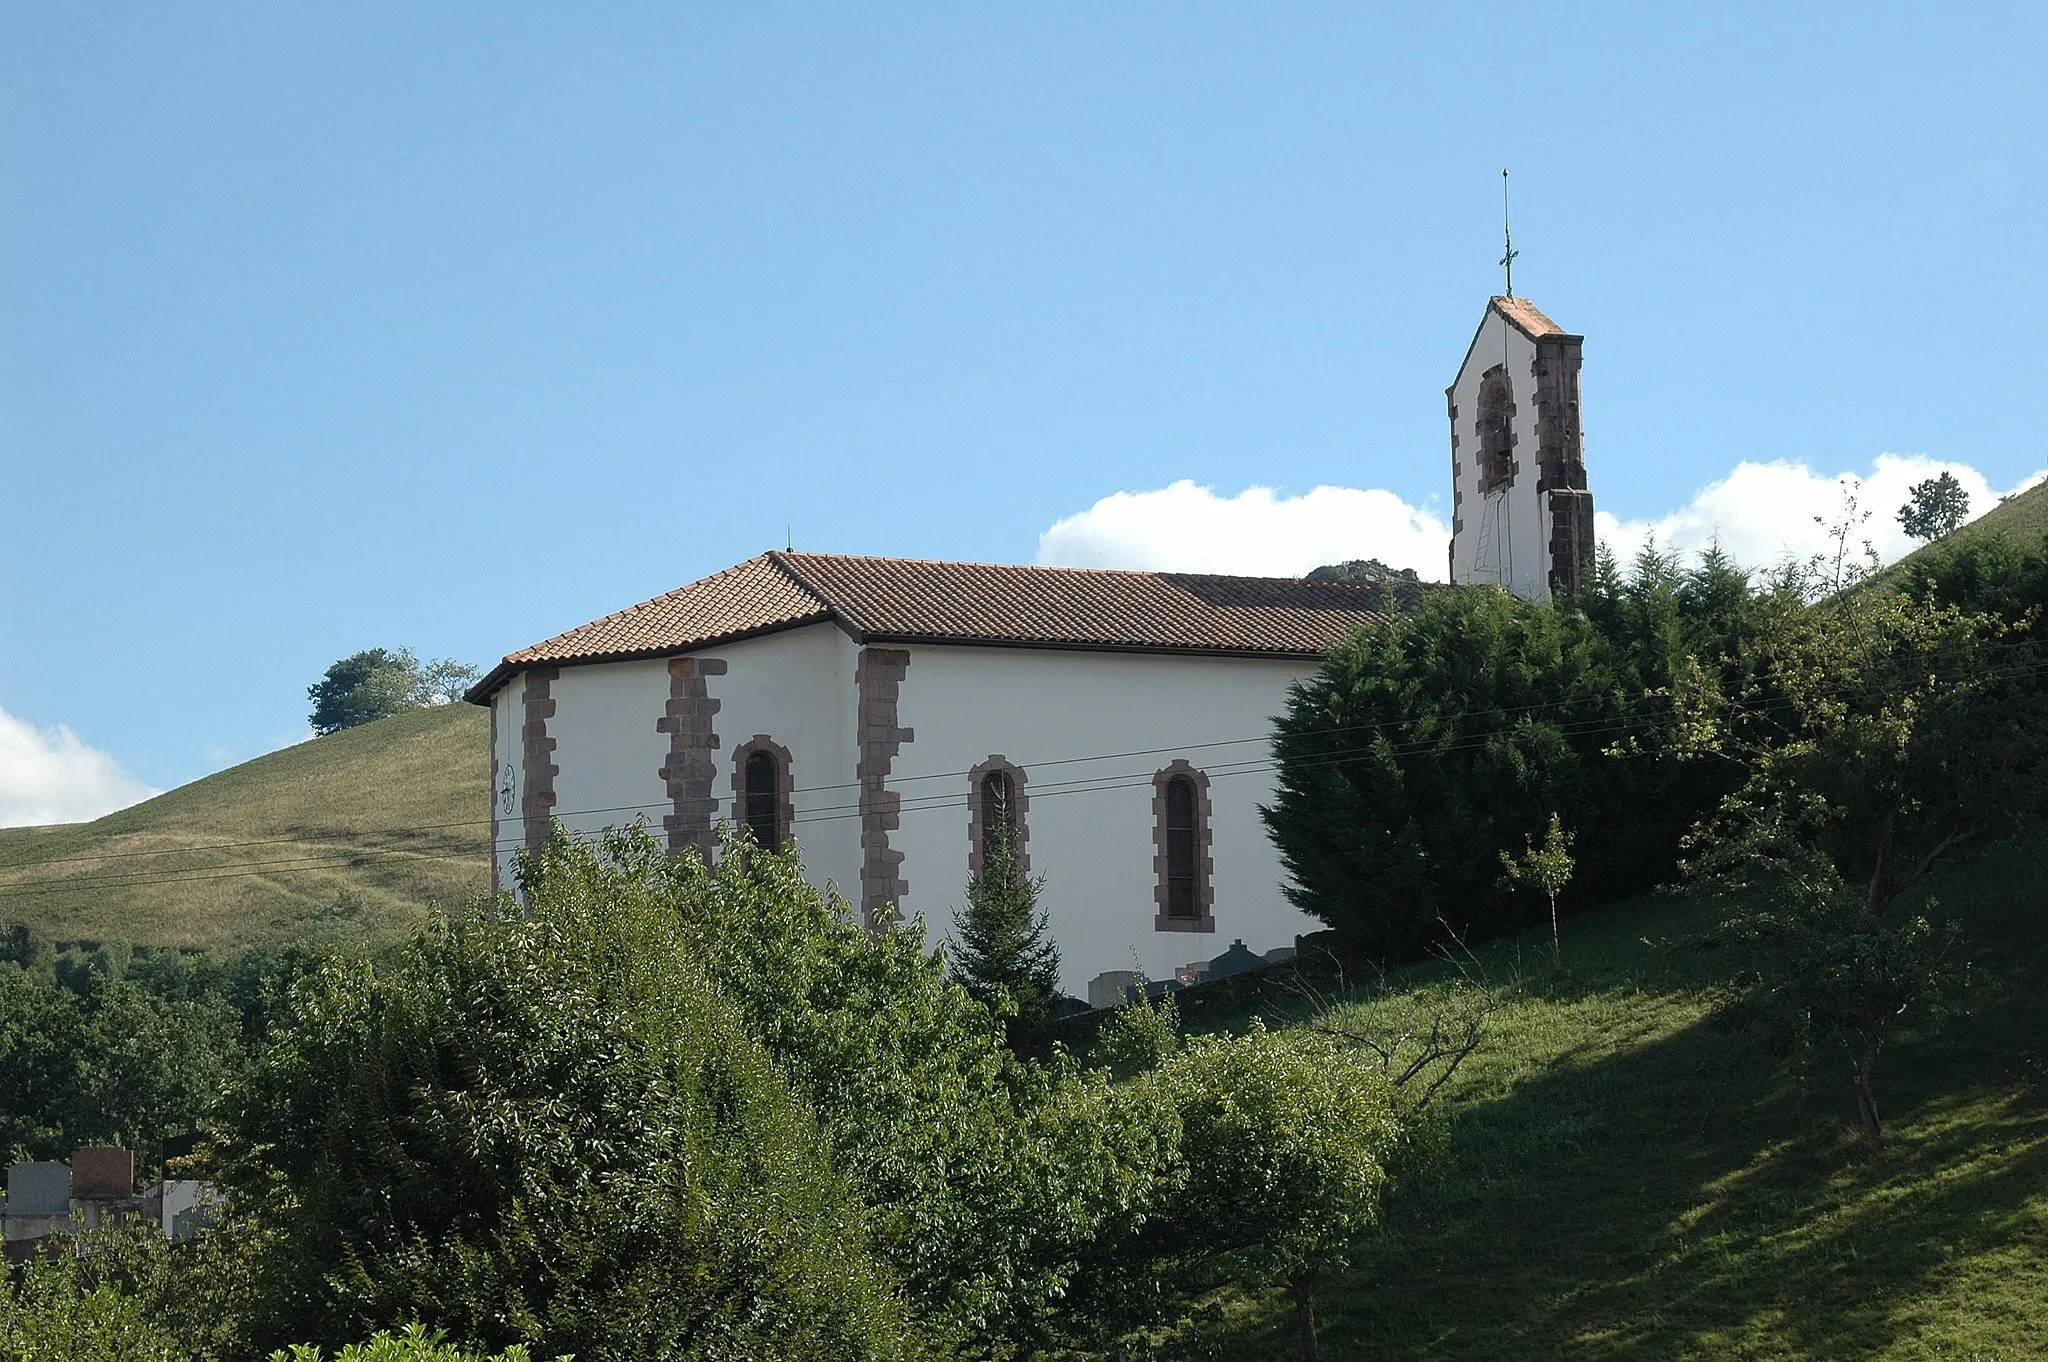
1502, 812, 1575, 965
1682, 561, 2048, 1141
1898, 471, 1970, 542
1149, 1022, 1404, 1360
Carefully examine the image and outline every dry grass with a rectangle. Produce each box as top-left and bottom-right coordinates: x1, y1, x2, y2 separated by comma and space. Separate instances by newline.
0, 704, 491, 951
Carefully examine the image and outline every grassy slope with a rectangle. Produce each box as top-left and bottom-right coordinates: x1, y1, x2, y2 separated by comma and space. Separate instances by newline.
0, 704, 491, 952
1888, 476, 2048, 578
1187, 835, 2048, 1361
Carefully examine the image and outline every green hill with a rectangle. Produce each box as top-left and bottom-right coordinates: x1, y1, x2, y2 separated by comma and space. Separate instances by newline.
1185, 833, 2048, 1360
0, 704, 491, 953
1890, 472, 2048, 576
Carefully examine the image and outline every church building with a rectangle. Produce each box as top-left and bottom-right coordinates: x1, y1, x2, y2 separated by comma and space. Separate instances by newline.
468, 295, 1588, 1002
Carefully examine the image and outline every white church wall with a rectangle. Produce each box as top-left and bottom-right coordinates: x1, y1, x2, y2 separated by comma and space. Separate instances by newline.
1448, 308, 1553, 603
489, 681, 523, 888
510, 624, 866, 905
885, 644, 1320, 997
698, 623, 864, 901
546, 657, 672, 845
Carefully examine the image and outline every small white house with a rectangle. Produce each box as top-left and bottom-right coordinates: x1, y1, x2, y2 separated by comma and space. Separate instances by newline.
467, 553, 1411, 1001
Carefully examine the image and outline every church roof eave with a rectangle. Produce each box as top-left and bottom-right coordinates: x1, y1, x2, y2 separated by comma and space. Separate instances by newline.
466, 551, 1422, 702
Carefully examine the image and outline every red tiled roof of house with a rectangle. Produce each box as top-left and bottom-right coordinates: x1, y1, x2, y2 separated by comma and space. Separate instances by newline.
468, 552, 1418, 700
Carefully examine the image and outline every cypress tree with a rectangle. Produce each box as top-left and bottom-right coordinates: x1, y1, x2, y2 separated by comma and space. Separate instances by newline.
950, 807, 1061, 1033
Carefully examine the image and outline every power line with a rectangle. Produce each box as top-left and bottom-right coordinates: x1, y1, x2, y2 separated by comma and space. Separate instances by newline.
7, 646, 2040, 903
15, 624, 2039, 876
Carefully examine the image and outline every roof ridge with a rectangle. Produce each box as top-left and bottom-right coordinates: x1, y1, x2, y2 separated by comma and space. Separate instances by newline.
775, 549, 1351, 587
765, 549, 866, 635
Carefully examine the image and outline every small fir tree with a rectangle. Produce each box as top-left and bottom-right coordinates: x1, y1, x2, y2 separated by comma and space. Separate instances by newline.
1898, 471, 1970, 542
950, 805, 1061, 1036
1502, 812, 1575, 966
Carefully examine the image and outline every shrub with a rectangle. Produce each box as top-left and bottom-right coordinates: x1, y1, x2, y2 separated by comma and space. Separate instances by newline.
540, 828, 1177, 1349
269, 1322, 544, 1362
1143, 1021, 1405, 1355
0, 1250, 186, 1362
218, 835, 910, 1362
1896, 529, 2048, 622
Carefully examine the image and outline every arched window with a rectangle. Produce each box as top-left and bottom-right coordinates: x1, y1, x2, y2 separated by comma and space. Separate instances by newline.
981, 771, 1015, 855
1153, 761, 1214, 932
729, 736, 793, 851
1475, 364, 1517, 494
1164, 777, 1198, 919
745, 751, 780, 849
967, 756, 1029, 877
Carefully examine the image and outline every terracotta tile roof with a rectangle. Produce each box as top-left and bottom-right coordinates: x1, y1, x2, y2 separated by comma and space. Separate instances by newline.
1490, 294, 1569, 339
469, 552, 1417, 699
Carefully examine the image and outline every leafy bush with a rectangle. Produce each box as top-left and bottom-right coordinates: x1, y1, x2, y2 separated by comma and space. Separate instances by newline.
207, 827, 1425, 1355
270, 1322, 545, 1362
218, 835, 910, 1362
1896, 529, 2048, 622
531, 828, 1176, 1349
1153, 1023, 1402, 1281
0, 1250, 186, 1362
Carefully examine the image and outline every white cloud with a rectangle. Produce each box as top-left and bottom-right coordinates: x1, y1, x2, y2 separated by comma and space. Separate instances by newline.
1036, 480, 1450, 578
1597, 455, 2048, 572
1037, 459, 2046, 583
0, 706, 158, 828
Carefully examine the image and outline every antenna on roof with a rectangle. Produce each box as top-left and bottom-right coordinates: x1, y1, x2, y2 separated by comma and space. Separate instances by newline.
1500, 168, 1518, 298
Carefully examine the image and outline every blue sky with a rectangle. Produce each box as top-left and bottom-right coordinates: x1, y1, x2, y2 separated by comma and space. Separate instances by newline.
3, 2, 2045, 814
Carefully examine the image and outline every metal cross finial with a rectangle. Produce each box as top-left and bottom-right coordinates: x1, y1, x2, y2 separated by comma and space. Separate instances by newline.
1500, 169, 1518, 298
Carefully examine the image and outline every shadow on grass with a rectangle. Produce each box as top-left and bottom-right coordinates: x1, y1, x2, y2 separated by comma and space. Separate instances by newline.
1171, 840, 2048, 1361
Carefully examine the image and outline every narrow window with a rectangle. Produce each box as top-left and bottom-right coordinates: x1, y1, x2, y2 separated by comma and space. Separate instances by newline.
729, 735, 793, 854
980, 770, 1015, 861
745, 750, 780, 849
1153, 761, 1214, 932
967, 757, 1029, 877
1475, 365, 1516, 494
1165, 777, 1198, 919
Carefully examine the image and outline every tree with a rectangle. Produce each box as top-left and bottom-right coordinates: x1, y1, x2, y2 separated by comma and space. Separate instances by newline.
217, 845, 912, 1360
1898, 470, 1970, 542
1682, 567, 2048, 1141
1502, 813, 1575, 965
0, 967, 240, 1167
307, 649, 479, 734
949, 803, 1062, 1042
1147, 1022, 1404, 1361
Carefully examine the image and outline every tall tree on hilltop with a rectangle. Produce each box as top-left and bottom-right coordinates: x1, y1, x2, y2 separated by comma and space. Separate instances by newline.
1898, 471, 1970, 542
308, 648, 479, 735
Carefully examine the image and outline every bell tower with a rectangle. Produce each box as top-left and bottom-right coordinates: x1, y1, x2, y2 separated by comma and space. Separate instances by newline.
1445, 295, 1593, 602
